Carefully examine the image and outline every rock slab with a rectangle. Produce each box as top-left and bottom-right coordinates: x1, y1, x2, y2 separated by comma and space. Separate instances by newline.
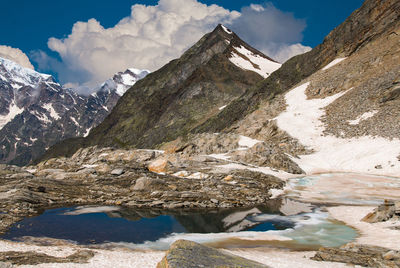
157, 240, 268, 268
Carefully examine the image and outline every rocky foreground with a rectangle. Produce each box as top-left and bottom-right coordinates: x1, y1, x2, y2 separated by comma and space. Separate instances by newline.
0, 144, 284, 235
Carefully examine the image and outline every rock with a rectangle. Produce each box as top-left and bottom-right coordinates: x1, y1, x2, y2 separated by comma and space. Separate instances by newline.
148, 159, 173, 173
110, 168, 124, 176
0, 262, 13, 268
210, 199, 219, 204
0, 250, 94, 265
132, 177, 166, 191
157, 240, 268, 268
383, 250, 400, 261
362, 200, 398, 223
223, 175, 234, 182
312, 244, 400, 267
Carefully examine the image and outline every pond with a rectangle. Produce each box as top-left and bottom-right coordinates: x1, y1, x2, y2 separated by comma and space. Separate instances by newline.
1, 202, 357, 250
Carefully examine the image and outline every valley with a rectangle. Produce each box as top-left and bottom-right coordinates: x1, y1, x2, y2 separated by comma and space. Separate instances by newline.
0, 0, 399, 267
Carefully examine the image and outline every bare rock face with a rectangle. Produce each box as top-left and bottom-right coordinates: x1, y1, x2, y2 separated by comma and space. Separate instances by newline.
157, 240, 268, 268
0, 250, 94, 266
0, 58, 148, 166
312, 243, 400, 267
362, 200, 400, 223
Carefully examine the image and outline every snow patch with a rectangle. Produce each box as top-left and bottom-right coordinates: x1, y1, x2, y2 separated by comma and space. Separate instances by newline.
221, 24, 232, 34
348, 110, 378, 125
83, 127, 92, 137
0, 101, 24, 130
43, 103, 61, 120
70, 116, 79, 126
322, 58, 347, 71
219, 105, 227, 111
238, 135, 261, 148
229, 45, 281, 78
276, 82, 400, 176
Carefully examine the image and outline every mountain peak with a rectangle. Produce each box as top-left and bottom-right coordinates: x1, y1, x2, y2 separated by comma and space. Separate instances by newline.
0, 57, 53, 89
214, 24, 233, 35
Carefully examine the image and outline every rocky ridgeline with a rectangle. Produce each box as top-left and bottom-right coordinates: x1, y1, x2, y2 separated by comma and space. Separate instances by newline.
0, 144, 284, 235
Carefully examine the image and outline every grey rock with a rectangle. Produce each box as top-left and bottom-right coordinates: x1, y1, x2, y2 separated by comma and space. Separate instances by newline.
157, 240, 268, 268
362, 201, 400, 223
210, 198, 219, 204
110, 168, 124, 176
132, 177, 166, 191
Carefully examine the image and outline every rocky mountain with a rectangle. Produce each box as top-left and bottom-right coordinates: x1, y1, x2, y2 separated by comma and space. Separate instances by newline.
42, 0, 400, 178
0, 58, 149, 166
42, 24, 282, 159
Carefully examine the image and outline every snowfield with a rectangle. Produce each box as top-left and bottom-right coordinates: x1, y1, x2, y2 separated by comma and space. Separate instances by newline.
229, 45, 281, 78
276, 82, 400, 177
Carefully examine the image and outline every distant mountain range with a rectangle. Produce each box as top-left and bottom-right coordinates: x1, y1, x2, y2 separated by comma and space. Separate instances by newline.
0, 57, 148, 165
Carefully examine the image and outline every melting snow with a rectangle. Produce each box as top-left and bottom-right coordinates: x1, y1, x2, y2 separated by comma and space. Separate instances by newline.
83, 127, 92, 137
229, 45, 281, 78
238, 135, 261, 148
219, 105, 227, 111
276, 82, 400, 177
70, 116, 79, 126
221, 24, 232, 34
0, 101, 24, 130
348, 110, 378, 125
322, 58, 347, 71
43, 103, 61, 120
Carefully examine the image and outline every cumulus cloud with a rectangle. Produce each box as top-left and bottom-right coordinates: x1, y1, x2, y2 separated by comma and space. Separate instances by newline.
0, 45, 34, 69
38, 0, 239, 87
34, 0, 310, 88
227, 2, 311, 63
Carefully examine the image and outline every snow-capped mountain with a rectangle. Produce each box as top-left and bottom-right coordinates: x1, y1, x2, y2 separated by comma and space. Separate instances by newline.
0, 57, 149, 165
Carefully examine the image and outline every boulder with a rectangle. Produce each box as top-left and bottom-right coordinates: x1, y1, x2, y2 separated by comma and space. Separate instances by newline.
312, 243, 400, 267
110, 168, 124, 176
362, 200, 399, 223
132, 177, 166, 191
148, 159, 173, 173
157, 240, 268, 268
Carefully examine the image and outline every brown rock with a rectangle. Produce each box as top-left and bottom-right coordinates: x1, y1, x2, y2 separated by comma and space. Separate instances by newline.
157, 240, 268, 268
148, 159, 173, 173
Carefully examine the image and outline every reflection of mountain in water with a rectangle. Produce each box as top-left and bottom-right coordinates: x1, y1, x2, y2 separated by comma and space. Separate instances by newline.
112, 198, 284, 233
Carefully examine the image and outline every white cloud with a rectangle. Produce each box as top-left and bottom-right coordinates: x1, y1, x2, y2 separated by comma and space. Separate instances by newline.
41, 0, 239, 87
0, 45, 34, 69
228, 2, 310, 63
34, 0, 310, 88
272, 43, 312, 63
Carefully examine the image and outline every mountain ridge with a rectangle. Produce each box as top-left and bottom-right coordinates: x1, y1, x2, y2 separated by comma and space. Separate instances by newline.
40, 24, 281, 160
0, 58, 149, 165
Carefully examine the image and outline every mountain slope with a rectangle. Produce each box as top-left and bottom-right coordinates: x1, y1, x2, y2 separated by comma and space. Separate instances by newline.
192, 0, 400, 134
41, 24, 281, 159
202, 0, 400, 177
0, 59, 148, 166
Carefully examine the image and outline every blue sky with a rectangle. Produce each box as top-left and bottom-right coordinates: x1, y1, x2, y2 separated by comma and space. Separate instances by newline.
0, 0, 364, 87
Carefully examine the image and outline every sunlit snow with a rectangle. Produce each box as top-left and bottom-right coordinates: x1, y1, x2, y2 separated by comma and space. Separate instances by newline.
229, 45, 281, 78
322, 57, 347, 71
276, 83, 400, 176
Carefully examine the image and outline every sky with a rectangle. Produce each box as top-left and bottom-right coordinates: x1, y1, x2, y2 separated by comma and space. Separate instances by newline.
0, 0, 364, 90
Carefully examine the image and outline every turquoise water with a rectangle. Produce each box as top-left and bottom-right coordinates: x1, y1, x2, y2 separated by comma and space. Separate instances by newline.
2, 204, 358, 249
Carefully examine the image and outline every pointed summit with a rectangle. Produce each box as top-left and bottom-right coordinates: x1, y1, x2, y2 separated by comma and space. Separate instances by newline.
41, 25, 282, 160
